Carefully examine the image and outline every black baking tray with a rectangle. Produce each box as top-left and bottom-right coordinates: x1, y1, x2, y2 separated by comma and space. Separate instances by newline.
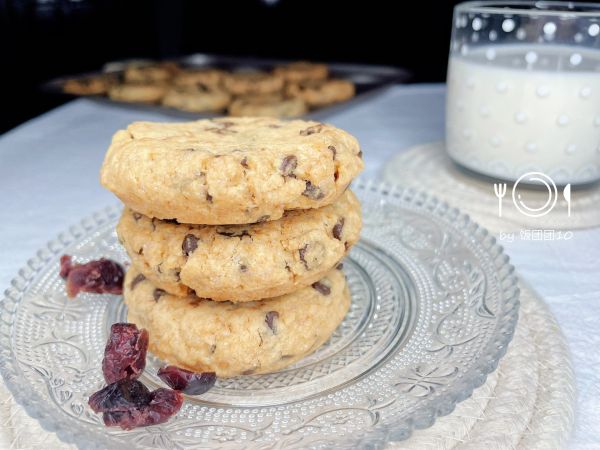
42, 53, 411, 119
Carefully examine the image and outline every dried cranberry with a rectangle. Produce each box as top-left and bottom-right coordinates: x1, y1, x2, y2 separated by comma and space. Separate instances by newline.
102, 388, 183, 430
88, 379, 151, 413
102, 323, 149, 384
157, 366, 216, 395
59, 254, 124, 298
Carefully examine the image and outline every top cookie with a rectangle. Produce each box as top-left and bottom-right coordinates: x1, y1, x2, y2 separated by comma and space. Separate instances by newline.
100, 117, 363, 225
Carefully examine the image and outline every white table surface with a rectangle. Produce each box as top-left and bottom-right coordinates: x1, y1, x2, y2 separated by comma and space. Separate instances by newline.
0, 84, 598, 448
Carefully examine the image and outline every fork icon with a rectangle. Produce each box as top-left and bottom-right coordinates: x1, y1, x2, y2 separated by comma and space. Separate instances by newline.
494, 183, 507, 217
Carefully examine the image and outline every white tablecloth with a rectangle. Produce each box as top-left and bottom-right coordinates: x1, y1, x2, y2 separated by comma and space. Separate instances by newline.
0, 85, 598, 448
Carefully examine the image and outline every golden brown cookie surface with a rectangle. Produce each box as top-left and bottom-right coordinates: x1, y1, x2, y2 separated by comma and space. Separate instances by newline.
118, 190, 361, 301
100, 117, 363, 224
124, 266, 350, 377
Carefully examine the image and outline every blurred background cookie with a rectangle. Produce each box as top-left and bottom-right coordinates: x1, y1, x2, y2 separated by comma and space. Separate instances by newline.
274, 61, 328, 83
228, 94, 307, 117
223, 71, 284, 96
286, 78, 355, 108
162, 83, 230, 112
172, 68, 226, 88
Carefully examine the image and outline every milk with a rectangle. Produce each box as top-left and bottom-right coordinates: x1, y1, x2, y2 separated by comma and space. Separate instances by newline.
446, 45, 600, 184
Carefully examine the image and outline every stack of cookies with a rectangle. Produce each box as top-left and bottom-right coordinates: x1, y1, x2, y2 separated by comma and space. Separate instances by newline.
100, 117, 363, 377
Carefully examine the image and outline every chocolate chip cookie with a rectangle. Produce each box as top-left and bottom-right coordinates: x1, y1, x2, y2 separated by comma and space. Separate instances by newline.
124, 266, 350, 377
223, 71, 284, 96
63, 74, 116, 95
286, 79, 355, 108
108, 83, 168, 104
100, 117, 363, 225
228, 94, 307, 117
273, 61, 329, 83
161, 84, 231, 113
123, 62, 179, 83
172, 68, 226, 88
117, 189, 361, 301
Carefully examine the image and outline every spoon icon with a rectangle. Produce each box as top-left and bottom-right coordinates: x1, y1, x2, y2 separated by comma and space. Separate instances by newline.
563, 184, 571, 217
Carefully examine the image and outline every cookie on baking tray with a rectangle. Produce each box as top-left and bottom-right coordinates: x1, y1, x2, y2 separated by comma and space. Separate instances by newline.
286, 79, 355, 107
123, 62, 179, 83
117, 189, 361, 301
228, 94, 307, 117
223, 71, 284, 96
161, 83, 231, 113
100, 117, 363, 225
62, 74, 116, 95
273, 61, 329, 83
172, 68, 226, 88
124, 266, 350, 377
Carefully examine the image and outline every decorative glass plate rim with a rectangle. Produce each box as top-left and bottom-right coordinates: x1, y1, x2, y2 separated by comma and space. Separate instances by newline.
0, 179, 520, 449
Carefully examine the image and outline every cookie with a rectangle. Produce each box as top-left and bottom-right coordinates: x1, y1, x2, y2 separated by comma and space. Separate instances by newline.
228, 94, 307, 117
108, 83, 168, 104
123, 62, 179, 83
124, 266, 350, 377
162, 84, 231, 113
172, 68, 226, 88
100, 117, 363, 225
273, 61, 329, 83
223, 71, 284, 96
62, 74, 115, 95
117, 189, 361, 301
286, 79, 355, 107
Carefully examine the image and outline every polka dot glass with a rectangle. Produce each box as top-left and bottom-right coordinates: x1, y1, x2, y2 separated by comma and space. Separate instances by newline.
447, 1, 600, 185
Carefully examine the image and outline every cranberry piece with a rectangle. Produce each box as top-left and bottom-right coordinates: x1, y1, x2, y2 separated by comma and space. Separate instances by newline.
102, 323, 149, 384
59, 254, 124, 298
102, 388, 183, 430
88, 379, 151, 413
157, 366, 216, 395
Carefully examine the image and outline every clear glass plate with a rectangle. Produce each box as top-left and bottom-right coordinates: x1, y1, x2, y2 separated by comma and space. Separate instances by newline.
0, 180, 520, 449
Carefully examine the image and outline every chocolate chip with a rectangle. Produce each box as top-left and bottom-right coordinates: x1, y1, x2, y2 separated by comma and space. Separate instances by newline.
206, 192, 213, 203
242, 369, 255, 375
217, 229, 250, 239
138, 247, 144, 255
182, 234, 199, 256
239, 263, 248, 272
153, 289, 166, 302
279, 155, 298, 177
130, 274, 146, 290
298, 244, 309, 269
311, 281, 331, 295
163, 219, 179, 225
357, 150, 363, 158
132, 212, 142, 221
328, 145, 337, 159
209, 344, 217, 354
336, 262, 344, 270
299, 124, 323, 136
205, 127, 237, 135
265, 311, 279, 334
196, 82, 209, 92
240, 157, 249, 168
332, 218, 345, 240
302, 181, 325, 200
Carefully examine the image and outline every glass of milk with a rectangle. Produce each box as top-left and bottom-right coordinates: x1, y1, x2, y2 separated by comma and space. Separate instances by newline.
446, 1, 600, 185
